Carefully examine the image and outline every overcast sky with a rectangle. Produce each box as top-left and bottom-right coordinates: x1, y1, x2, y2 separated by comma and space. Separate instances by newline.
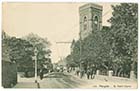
3, 2, 117, 63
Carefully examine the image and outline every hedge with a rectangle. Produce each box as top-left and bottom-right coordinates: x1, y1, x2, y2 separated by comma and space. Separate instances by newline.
2, 61, 17, 88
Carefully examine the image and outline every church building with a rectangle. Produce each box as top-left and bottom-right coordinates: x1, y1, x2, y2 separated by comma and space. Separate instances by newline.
79, 3, 103, 40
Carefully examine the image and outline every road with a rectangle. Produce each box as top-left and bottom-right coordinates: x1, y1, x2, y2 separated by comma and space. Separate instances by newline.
14, 72, 137, 88
38, 72, 87, 88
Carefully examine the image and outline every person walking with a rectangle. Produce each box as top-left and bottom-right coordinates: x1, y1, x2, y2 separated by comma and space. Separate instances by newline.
40, 68, 44, 80
86, 67, 91, 79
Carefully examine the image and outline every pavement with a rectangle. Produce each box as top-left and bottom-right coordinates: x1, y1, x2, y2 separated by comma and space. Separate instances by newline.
14, 77, 39, 88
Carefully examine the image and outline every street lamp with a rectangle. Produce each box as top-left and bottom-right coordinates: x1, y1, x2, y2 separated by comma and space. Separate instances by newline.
34, 48, 38, 83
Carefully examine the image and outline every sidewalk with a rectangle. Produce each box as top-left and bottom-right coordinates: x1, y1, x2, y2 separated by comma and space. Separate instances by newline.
14, 76, 39, 88
66, 71, 137, 89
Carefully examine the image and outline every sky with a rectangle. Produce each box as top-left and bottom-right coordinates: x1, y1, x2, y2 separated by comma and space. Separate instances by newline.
2, 2, 116, 63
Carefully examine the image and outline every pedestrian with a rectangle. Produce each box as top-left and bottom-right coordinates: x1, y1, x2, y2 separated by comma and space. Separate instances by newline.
75, 67, 80, 76
86, 67, 91, 79
80, 70, 85, 78
40, 68, 44, 80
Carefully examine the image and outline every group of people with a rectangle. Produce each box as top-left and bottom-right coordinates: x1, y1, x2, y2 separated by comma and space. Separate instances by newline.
38, 63, 97, 80
39, 65, 66, 80
75, 65, 96, 79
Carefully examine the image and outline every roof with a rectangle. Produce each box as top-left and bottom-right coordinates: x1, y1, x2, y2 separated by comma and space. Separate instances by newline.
79, 3, 103, 11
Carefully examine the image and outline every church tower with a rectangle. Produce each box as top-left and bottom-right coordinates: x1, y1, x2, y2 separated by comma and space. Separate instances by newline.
79, 3, 103, 40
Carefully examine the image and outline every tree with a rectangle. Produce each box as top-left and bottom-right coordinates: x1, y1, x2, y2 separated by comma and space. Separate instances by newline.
3, 36, 34, 72
66, 55, 77, 67
109, 3, 138, 78
71, 40, 81, 65
67, 27, 111, 72
81, 27, 112, 71
2, 31, 11, 62
23, 33, 51, 69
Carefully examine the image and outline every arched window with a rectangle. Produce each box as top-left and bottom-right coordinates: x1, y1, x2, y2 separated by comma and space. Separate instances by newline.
93, 16, 98, 31
83, 16, 87, 30
84, 16, 87, 22
94, 16, 98, 25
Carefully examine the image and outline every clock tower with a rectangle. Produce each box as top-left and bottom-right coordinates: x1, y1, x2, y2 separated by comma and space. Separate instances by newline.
79, 3, 103, 40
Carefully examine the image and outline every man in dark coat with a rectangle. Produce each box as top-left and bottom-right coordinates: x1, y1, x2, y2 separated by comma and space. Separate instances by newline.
40, 68, 44, 80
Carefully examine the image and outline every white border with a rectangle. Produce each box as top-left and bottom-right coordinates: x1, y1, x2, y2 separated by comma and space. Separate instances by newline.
0, 0, 139, 91
0, 0, 139, 2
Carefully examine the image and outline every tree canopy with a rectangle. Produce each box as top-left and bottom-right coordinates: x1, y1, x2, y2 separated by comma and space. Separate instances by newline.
2, 32, 52, 73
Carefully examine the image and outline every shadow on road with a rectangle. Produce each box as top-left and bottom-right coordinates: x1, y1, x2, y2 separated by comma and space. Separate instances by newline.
43, 72, 71, 78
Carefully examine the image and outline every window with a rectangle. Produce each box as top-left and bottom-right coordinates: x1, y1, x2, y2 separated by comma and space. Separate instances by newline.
94, 16, 98, 25
93, 16, 98, 31
83, 16, 87, 30
84, 16, 87, 22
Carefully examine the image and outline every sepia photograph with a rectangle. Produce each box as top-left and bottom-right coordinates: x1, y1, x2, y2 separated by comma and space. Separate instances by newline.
2, 1, 138, 89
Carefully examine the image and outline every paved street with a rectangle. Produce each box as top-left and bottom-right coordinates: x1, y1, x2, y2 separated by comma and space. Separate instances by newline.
38, 72, 86, 88
14, 72, 137, 88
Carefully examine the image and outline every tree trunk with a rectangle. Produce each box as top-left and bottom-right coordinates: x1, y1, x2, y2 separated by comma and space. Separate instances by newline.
130, 48, 137, 79
130, 61, 136, 79
114, 69, 118, 76
118, 68, 123, 77
113, 65, 119, 76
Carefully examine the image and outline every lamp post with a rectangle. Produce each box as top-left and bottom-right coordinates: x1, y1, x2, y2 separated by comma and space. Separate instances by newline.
34, 48, 38, 83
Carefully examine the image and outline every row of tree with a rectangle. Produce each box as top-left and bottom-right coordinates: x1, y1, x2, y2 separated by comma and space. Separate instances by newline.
66, 3, 138, 78
2, 32, 52, 77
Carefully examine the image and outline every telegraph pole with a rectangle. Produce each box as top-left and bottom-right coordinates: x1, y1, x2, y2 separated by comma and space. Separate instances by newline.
34, 48, 38, 83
